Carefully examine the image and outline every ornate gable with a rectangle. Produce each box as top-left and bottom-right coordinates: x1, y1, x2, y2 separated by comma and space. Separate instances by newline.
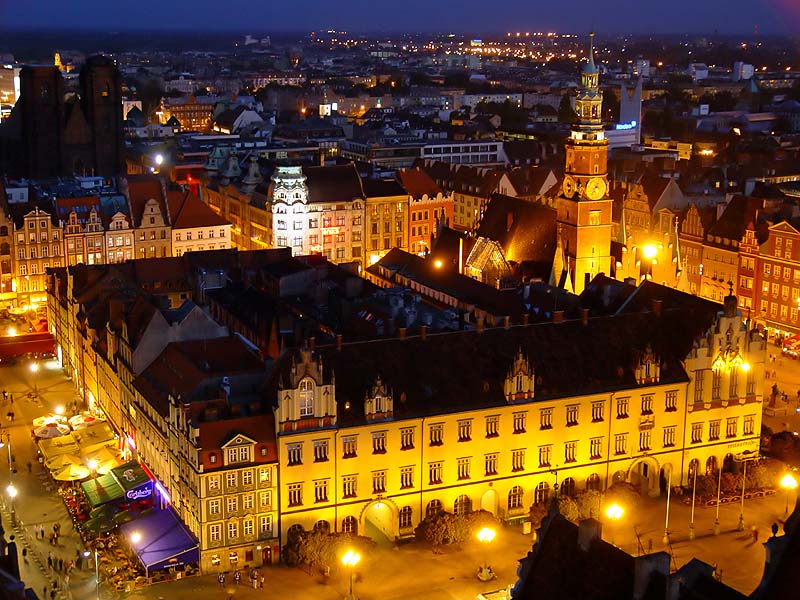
634, 344, 661, 385
504, 347, 535, 402
364, 375, 393, 421
276, 348, 337, 431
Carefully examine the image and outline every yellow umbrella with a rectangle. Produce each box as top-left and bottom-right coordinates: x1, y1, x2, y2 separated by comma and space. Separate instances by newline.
84, 447, 122, 475
33, 414, 67, 428
52, 463, 91, 481
79, 439, 117, 457
38, 435, 79, 461
45, 453, 83, 471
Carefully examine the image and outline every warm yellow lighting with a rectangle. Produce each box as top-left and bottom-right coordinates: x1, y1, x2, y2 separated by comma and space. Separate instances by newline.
477, 527, 496, 544
781, 473, 798, 490
54, 406, 64, 415
699, 149, 715, 156
29, 362, 39, 373
6, 484, 17, 499
434, 259, 443, 269
341, 549, 361, 568
154, 154, 164, 166
605, 503, 624, 521
740, 362, 751, 372
130, 531, 142, 544
642, 244, 657, 260
7, 327, 16, 337
87, 460, 98, 471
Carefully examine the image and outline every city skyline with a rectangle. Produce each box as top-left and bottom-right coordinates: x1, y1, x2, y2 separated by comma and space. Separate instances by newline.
1, 0, 799, 35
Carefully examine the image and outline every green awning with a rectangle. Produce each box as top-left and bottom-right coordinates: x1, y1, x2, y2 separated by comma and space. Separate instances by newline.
81, 473, 124, 508
110, 461, 150, 493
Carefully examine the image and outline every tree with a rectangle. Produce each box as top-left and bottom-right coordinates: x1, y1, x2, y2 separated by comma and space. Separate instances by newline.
558, 496, 580, 522
558, 96, 577, 124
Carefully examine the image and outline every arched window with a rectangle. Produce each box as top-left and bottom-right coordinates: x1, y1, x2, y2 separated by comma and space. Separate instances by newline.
342, 516, 357, 534
287, 524, 304, 540
705, 456, 718, 476
534, 482, 549, 505
515, 374, 523, 393
313, 520, 330, 534
586, 473, 602, 492
298, 379, 314, 417
399, 506, 413, 529
425, 499, 443, 519
0, 242, 9, 256
508, 486, 523, 510
561, 477, 576, 498
0, 226, 8, 236
454, 494, 472, 516
688, 458, 700, 480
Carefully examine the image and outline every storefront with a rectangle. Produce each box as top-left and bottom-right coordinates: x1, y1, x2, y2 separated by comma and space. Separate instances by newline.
120, 509, 199, 579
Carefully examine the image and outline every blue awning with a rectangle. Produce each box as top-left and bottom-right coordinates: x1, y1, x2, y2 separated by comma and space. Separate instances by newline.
120, 509, 199, 572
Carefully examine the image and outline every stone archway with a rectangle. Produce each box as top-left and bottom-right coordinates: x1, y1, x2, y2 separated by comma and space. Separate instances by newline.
480, 488, 498, 516
360, 500, 396, 545
628, 456, 661, 497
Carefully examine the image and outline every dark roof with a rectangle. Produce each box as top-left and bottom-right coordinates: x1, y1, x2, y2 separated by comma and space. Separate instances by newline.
125, 175, 168, 227
705, 196, 762, 247
361, 178, 406, 198
397, 168, 442, 198
166, 189, 229, 230
266, 284, 719, 426
476, 193, 557, 270
302, 164, 364, 204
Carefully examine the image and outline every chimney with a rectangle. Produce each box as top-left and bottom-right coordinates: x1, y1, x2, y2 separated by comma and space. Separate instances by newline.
503, 316, 511, 329
398, 327, 407, 340
522, 313, 529, 325
336, 334, 343, 350
651, 299, 663, 317
309, 336, 315, 351
577, 518, 603, 552
476, 316, 485, 333
420, 324, 427, 340
632, 553, 671, 600
580, 308, 589, 325
553, 310, 564, 324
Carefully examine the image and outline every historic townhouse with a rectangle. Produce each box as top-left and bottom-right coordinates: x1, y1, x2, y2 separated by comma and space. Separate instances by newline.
362, 178, 409, 266
57, 196, 106, 266
268, 283, 765, 543
126, 175, 172, 259
166, 189, 231, 257
10, 203, 62, 308
397, 168, 454, 256
756, 221, 800, 337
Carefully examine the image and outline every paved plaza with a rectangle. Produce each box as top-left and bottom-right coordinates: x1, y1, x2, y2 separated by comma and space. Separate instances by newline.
1, 351, 799, 600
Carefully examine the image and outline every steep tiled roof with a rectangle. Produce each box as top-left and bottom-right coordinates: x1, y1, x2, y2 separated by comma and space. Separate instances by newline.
302, 164, 364, 204
361, 178, 407, 198
397, 168, 442, 198
166, 189, 229, 230
706, 196, 762, 248
126, 175, 168, 227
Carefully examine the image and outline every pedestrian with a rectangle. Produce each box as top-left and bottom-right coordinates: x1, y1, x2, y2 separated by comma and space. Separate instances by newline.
49, 589, 55, 600
47, 553, 52, 570
260, 574, 264, 588
234, 569, 241, 585
753, 527, 759, 543
21, 547, 27, 564
26, 461, 31, 474
76, 555, 83, 571
59, 558, 64, 572
218, 572, 225, 587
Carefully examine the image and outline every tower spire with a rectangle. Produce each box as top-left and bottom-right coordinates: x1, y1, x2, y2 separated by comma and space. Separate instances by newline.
588, 32, 596, 72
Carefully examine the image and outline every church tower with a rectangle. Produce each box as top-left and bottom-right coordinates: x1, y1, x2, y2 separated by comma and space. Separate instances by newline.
555, 33, 613, 294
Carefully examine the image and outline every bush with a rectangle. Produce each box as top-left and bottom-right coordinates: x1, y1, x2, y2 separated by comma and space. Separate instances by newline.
604, 482, 642, 513
558, 496, 580, 522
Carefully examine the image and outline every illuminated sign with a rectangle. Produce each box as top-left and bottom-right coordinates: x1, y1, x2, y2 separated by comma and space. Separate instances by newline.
126, 484, 153, 500
615, 120, 638, 131
321, 227, 340, 235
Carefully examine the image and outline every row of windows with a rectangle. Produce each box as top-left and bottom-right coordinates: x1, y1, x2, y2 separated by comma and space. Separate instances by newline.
175, 229, 226, 242
207, 466, 271, 490
691, 415, 755, 443
209, 490, 272, 514
762, 263, 800, 284
693, 369, 755, 402
208, 515, 272, 543
18, 232, 58, 244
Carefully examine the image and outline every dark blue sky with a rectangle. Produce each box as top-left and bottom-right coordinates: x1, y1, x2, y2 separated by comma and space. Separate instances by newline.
1, 0, 797, 34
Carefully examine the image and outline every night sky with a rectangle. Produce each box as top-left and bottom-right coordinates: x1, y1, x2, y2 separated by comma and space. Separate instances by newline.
1, 0, 797, 34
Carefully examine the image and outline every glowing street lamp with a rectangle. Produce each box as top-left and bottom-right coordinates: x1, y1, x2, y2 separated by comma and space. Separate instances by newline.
605, 503, 624, 546
154, 154, 164, 166
476, 527, 496, 580
341, 549, 361, 600
642, 244, 657, 260
54, 405, 64, 416
781, 473, 798, 516
84, 550, 99, 600
29, 361, 39, 399
434, 259, 443, 269
6, 483, 17, 525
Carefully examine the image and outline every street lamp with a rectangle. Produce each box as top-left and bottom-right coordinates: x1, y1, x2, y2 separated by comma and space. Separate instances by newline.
714, 464, 723, 535
781, 473, 798, 516
476, 526, 496, 581
689, 465, 698, 540
341, 549, 361, 600
54, 405, 64, 416
6, 484, 17, 525
736, 452, 758, 531
605, 503, 624, 546
84, 550, 99, 600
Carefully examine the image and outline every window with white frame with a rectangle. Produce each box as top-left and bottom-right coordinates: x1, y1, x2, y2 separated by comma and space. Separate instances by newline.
485, 453, 498, 475
298, 379, 314, 417
539, 445, 552, 467
226, 473, 236, 488
313, 440, 329, 462
663, 426, 676, 447
566, 405, 579, 426
726, 417, 738, 438
514, 411, 528, 433
590, 437, 602, 459
372, 431, 387, 454
287, 443, 302, 466
287, 483, 302, 506
429, 423, 443, 445
314, 480, 329, 503
457, 457, 471, 480
400, 427, 415, 450
564, 441, 577, 463
210, 524, 221, 542
342, 436, 357, 458
457, 419, 472, 442
373, 470, 387, 493
485, 415, 499, 437
512, 449, 525, 472
614, 434, 627, 455
400, 466, 414, 489
342, 475, 356, 498
743, 415, 755, 435
591, 401, 604, 422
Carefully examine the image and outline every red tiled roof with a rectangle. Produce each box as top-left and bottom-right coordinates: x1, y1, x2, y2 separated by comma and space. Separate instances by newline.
126, 175, 167, 227
166, 189, 230, 230
397, 168, 442, 198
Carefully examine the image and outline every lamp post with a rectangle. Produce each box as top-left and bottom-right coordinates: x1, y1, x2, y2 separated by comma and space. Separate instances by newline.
341, 549, 360, 600
84, 550, 99, 600
714, 464, 723, 535
736, 452, 758, 531
6, 484, 17, 526
29, 361, 39, 399
476, 527, 496, 581
662, 469, 672, 545
605, 503, 624, 547
689, 466, 698, 540
642, 244, 657, 280
781, 473, 798, 516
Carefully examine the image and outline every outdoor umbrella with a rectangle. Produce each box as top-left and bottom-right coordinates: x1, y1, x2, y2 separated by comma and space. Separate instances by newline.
33, 414, 67, 428
83, 517, 114, 534
52, 463, 91, 481
45, 453, 83, 471
89, 504, 120, 521
35, 423, 71, 439
112, 509, 138, 526
68, 412, 102, 428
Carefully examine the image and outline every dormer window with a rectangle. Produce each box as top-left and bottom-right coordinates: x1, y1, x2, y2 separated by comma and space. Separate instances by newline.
299, 379, 314, 417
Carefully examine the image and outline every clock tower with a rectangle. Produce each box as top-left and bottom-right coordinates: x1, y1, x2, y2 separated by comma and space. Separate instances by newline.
555, 33, 613, 294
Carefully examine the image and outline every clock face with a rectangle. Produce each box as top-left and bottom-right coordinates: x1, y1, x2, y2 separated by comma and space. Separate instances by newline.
585, 177, 607, 200
562, 175, 576, 199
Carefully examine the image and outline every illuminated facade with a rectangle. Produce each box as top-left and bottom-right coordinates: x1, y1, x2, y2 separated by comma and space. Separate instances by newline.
363, 179, 409, 266
12, 206, 62, 308
556, 34, 613, 295
271, 288, 764, 543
